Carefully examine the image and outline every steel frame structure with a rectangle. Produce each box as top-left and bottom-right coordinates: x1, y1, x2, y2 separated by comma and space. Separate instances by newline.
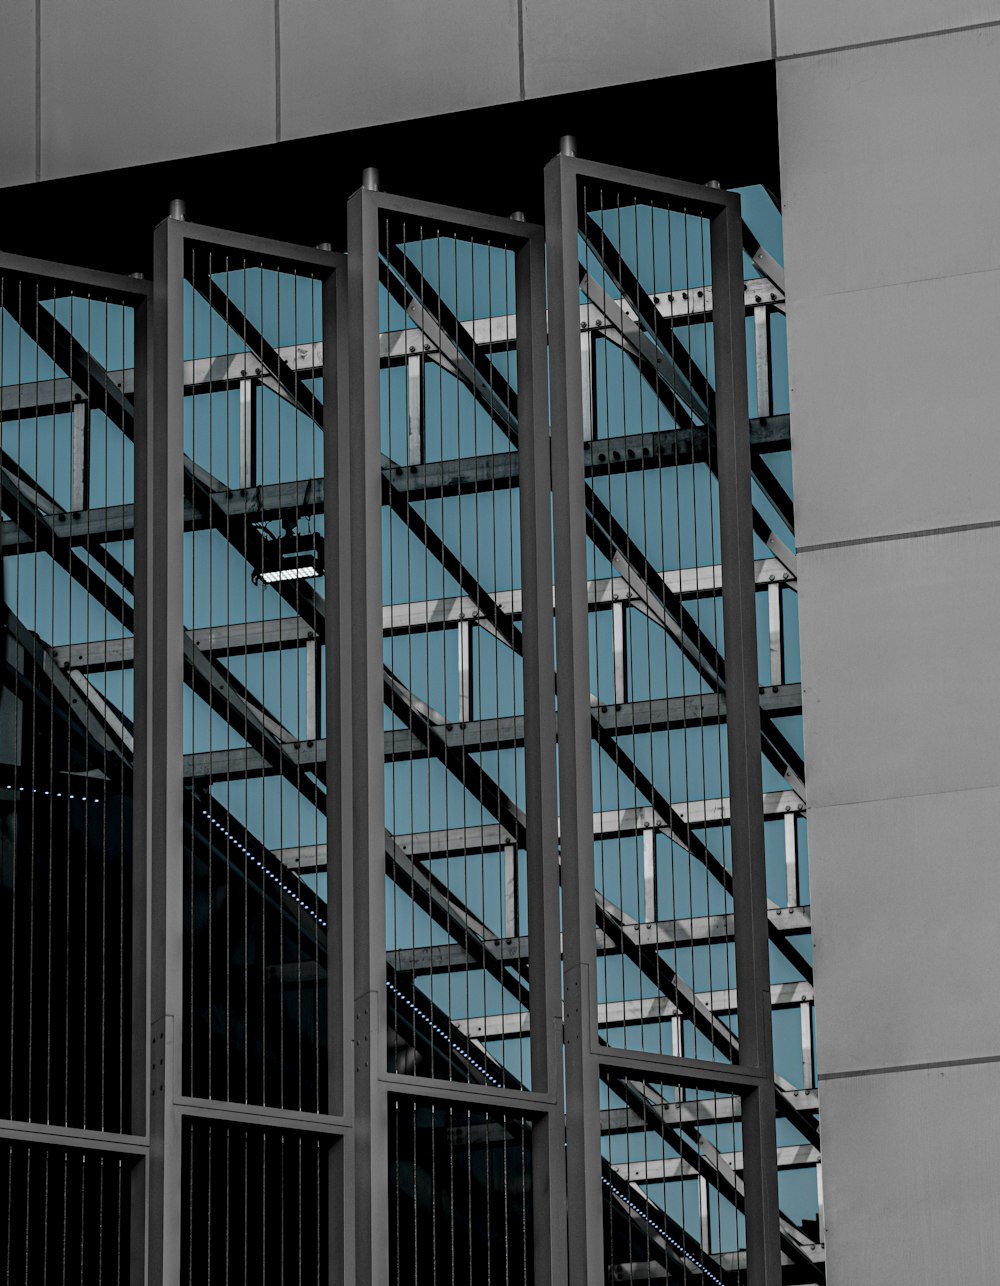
546, 153, 783, 1286
0, 151, 821, 1286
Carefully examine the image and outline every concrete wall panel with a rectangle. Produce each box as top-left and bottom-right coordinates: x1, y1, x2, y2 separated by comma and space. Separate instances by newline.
40, 0, 277, 180
280, 0, 521, 141
0, 0, 37, 188
787, 269, 1000, 547
808, 787, 1000, 1075
796, 528, 1000, 809
780, 22, 1000, 1280
521, 0, 771, 98
0, 0, 777, 185
818, 1062, 1000, 1285
778, 26, 1000, 299
775, 0, 1000, 58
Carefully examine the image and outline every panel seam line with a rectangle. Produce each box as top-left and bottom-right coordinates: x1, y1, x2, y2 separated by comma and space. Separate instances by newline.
275, 0, 282, 141
35, 0, 41, 180
517, 0, 526, 99
820, 1053, 1000, 1081
799, 517, 1000, 553
776, 16, 1000, 61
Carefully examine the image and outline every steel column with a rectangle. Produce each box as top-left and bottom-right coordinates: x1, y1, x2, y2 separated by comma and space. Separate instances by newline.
347, 185, 568, 1286
146, 213, 187, 1286
543, 152, 607, 1286
712, 189, 784, 1286
345, 185, 391, 1286
515, 213, 569, 1286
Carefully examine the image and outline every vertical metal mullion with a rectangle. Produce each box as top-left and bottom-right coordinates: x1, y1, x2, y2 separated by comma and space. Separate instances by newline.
344, 186, 390, 1286
304, 639, 319, 742
456, 618, 473, 725
767, 582, 783, 687
579, 330, 594, 442
129, 283, 152, 1286
238, 377, 256, 489
71, 401, 90, 514
611, 601, 627, 704
405, 353, 423, 465
753, 304, 771, 421
800, 1002, 814, 1091
544, 152, 605, 1286
515, 221, 568, 1286
710, 196, 782, 1286
324, 249, 352, 1286
642, 828, 656, 926
145, 216, 187, 1286
784, 813, 798, 909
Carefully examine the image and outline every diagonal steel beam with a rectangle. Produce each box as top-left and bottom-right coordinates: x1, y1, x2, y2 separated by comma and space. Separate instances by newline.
184, 255, 322, 427
2, 280, 134, 435
579, 213, 797, 570
380, 240, 519, 441
1, 456, 134, 631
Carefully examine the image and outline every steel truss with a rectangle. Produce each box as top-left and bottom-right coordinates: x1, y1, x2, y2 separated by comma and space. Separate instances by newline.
0, 153, 819, 1286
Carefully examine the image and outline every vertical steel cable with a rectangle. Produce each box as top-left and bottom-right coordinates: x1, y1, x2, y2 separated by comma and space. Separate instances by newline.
450, 228, 469, 1086
695, 209, 720, 1068
62, 292, 73, 1132
385, 227, 399, 1077
422, 223, 436, 1081
586, 179, 607, 1046
45, 286, 55, 1132
485, 239, 503, 1085
119, 294, 127, 1136
701, 209, 732, 1073
664, 206, 688, 1070
27, 276, 37, 1129
207, 248, 217, 1105
679, 204, 700, 1062
501, 241, 519, 1089
257, 257, 268, 1111
641, 197, 657, 962
630, 193, 655, 1052
2, 277, 12, 1139
98, 291, 108, 1135
291, 267, 302, 1114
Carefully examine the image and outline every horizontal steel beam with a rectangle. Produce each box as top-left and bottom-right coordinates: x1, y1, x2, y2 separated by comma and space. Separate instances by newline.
454, 981, 813, 1037
0, 416, 791, 553
181, 686, 803, 780
264, 785, 805, 865
49, 565, 796, 669
0, 277, 783, 422
175, 1097, 349, 1136
601, 1087, 819, 1134
612, 1143, 819, 1183
0, 1117, 148, 1156
387, 906, 812, 976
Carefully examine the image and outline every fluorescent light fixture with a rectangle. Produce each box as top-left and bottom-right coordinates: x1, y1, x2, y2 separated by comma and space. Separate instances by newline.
251, 527, 325, 585
259, 563, 321, 583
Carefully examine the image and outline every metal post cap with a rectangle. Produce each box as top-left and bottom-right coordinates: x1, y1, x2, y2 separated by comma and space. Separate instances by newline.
362, 167, 380, 192
559, 135, 577, 157
168, 199, 187, 220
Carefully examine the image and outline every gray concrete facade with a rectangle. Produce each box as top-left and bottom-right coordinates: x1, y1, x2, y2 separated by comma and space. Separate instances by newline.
779, 18, 1000, 1283
1, 0, 775, 185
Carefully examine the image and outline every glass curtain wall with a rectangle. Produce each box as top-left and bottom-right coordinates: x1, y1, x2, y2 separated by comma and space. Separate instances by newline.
0, 262, 143, 1282
0, 166, 820, 1285
176, 233, 335, 1281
